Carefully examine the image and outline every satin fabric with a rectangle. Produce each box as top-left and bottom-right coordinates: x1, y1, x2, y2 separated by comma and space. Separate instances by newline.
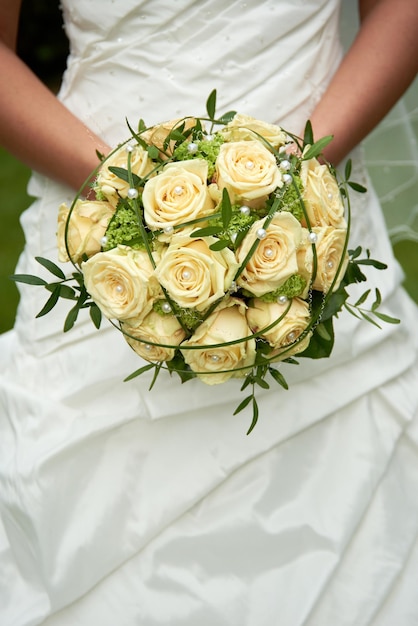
1, 1, 418, 624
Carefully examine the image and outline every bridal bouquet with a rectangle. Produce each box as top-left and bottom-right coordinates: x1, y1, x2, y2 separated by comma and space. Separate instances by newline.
13, 91, 397, 432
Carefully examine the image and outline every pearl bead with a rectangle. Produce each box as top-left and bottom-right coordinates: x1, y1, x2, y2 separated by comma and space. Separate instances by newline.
256, 228, 267, 240
100, 236, 108, 246
327, 260, 334, 269
174, 185, 184, 195
287, 331, 297, 342
161, 302, 172, 313
163, 225, 174, 234
115, 284, 124, 293
277, 295, 288, 304
210, 354, 220, 362
229, 280, 237, 293
144, 344, 152, 351
245, 160, 254, 169
264, 246, 274, 258
280, 159, 291, 171
328, 193, 333, 200
187, 142, 198, 153
127, 188, 139, 199
240, 205, 251, 216
283, 173, 292, 184
125, 145, 134, 153
308, 232, 318, 243
181, 269, 192, 280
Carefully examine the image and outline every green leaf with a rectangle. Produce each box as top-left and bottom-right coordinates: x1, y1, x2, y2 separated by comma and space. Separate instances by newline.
35, 287, 60, 318
218, 110, 237, 124
124, 363, 155, 381
299, 317, 335, 358
373, 311, 400, 325
371, 288, 382, 311
9, 273, 47, 286
246, 398, 259, 435
303, 120, 314, 147
360, 310, 382, 329
63, 304, 81, 332
356, 258, 387, 270
354, 289, 371, 307
108, 166, 141, 186
147, 145, 160, 160
302, 135, 333, 160
252, 376, 270, 390
209, 239, 230, 251
149, 362, 162, 390
348, 181, 367, 193
233, 394, 252, 415
268, 367, 289, 390
206, 89, 217, 120
344, 159, 352, 181
89, 303, 102, 329
58, 285, 77, 300
315, 323, 332, 341
35, 256, 66, 279
191, 225, 222, 238
221, 188, 232, 228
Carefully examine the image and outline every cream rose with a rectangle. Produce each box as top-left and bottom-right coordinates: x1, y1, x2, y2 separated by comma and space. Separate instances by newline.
155, 234, 239, 311
300, 157, 346, 228
57, 200, 115, 263
247, 297, 312, 361
143, 159, 215, 231
236, 212, 303, 296
298, 226, 349, 293
141, 117, 197, 156
215, 140, 283, 204
181, 299, 256, 384
82, 246, 161, 321
221, 114, 288, 149
96, 144, 153, 204
122, 310, 186, 362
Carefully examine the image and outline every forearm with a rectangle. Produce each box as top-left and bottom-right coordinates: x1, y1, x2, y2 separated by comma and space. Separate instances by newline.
309, 0, 418, 165
0, 41, 110, 191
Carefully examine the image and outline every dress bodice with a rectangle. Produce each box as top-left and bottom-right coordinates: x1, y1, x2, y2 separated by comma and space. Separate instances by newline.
58, 0, 343, 145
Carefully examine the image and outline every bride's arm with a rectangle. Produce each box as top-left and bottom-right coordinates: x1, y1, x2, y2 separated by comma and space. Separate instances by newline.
309, 0, 418, 165
0, 1, 110, 192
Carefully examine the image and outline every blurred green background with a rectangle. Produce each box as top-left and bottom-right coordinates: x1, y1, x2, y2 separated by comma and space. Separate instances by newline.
0, 2, 417, 334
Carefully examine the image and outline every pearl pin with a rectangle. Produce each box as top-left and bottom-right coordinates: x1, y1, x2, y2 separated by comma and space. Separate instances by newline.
127, 188, 139, 199
277, 295, 288, 304
100, 236, 108, 246
264, 246, 274, 258
187, 142, 198, 153
279, 159, 291, 171
161, 302, 172, 313
256, 228, 267, 240
163, 225, 174, 234
174, 185, 184, 195
283, 173, 292, 184
308, 232, 318, 243
240, 206, 251, 216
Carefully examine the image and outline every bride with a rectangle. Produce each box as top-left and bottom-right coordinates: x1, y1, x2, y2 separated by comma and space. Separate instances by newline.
1, 1, 418, 624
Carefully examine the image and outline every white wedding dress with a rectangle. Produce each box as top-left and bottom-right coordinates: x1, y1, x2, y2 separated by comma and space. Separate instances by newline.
1, 1, 418, 624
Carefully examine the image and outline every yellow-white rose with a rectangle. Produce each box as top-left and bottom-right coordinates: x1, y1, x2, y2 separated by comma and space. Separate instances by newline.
247, 297, 312, 361
298, 226, 349, 293
181, 299, 256, 384
155, 234, 239, 311
82, 246, 161, 321
215, 140, 283, 204
57, 200, 115, 263
122, 310, 186, 362
141, 117, 197, 156
143, 159, 215, 231
96, 144, 153, 204
221, 114, 288, 149
300, 157, 346, 228
236, 212, 303, 296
